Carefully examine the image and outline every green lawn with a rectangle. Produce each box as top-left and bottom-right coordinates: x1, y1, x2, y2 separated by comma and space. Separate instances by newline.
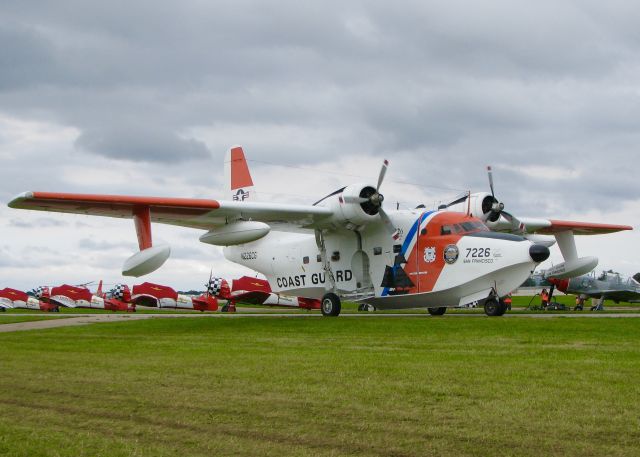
0, 317, 639, 456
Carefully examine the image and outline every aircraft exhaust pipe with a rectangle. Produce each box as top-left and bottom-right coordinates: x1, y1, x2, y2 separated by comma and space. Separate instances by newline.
529, 244, 550, 263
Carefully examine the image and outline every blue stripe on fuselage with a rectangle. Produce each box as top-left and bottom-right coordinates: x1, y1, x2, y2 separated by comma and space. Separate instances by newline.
381, 211, 434, 297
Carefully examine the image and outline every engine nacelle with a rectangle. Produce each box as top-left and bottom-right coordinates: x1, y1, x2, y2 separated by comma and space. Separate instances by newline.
208, 277, 231, 299
467, 192, 498, 222
324, 183, 381, 230
32, 286, 50, 300
109, 284, 131, 302
199, 221, 270, 246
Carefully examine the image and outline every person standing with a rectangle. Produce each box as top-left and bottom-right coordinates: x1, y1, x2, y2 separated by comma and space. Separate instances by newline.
540, 289, 549, 309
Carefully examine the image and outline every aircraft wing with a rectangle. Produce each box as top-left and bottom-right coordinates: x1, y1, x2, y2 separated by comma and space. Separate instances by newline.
533, 219, 633, 235
515, 217, 632, 235
580, 289, 640, 302
8, 192, 333, 230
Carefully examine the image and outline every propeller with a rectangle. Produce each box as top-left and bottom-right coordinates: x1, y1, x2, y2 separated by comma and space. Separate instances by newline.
343, 159, 399, 239
483, 166, 504, 222
374, 160, 401, 239
485, 166, 528, 232
205, 268, 213, 296
439, 191, 471, 210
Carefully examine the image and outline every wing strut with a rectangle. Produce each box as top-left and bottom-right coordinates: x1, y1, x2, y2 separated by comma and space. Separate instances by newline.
133, 206, 153, 250
543, 231, 598, 279
123, 206, 171, 277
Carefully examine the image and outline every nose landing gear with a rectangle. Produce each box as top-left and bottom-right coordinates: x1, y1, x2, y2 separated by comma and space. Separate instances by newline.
484, 298, 507, 316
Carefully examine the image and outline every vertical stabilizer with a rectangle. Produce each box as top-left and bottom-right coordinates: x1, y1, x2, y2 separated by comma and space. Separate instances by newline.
224, 146, 257, 202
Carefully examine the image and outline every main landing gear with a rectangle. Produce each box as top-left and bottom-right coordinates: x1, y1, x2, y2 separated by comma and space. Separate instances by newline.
484, 298, 507, 317
321, 293, 341, 317
427, 307, 447, 316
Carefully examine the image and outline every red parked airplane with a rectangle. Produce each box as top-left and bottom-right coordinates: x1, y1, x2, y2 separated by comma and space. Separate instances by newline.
0, 287, 59, 312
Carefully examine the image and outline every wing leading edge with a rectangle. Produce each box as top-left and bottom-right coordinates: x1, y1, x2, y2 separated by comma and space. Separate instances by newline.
535, 219, 633, 235
9, 191, 333, 230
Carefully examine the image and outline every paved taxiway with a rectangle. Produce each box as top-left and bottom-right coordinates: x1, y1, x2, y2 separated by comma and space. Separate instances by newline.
1, 312, 639, 332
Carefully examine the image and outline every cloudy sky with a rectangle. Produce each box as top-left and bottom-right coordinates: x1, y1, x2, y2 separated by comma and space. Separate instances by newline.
1, 0, 638, 292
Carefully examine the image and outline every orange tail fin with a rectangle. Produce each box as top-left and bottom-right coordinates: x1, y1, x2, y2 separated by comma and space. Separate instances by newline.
224, 146, 256, 202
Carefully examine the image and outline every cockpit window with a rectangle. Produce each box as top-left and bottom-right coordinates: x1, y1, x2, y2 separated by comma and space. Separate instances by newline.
440, 221, 489, 236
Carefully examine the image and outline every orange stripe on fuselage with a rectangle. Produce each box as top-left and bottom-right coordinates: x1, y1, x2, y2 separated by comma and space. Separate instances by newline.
403, 212, 480, 293
229, 147, 254, 190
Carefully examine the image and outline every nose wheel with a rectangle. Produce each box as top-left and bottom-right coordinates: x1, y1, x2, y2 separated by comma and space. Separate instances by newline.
321, 293, 341, 317
427, 307, 447, 316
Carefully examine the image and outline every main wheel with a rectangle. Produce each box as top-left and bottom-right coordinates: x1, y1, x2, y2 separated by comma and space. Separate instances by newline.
484, 298, 506, 317
427, 307, 447, 316
321, 293, 341, 317
499, 299, 511, 314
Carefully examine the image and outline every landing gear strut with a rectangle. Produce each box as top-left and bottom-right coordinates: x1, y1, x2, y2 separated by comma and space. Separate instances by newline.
484, 298, 507, 317
321, 293, 341, 317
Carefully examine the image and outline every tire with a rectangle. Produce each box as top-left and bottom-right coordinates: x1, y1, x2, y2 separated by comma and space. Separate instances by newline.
358, 304, 376, 312
427, 307, 447, 316
321, 293, 341, 317
499, 299, 510, 314
484, 298, 506, 317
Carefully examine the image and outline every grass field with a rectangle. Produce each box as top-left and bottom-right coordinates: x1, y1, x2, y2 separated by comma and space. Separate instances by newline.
0, 316, 639, 456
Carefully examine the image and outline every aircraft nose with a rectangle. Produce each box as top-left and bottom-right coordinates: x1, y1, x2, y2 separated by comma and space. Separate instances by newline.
529, 244, 550, 263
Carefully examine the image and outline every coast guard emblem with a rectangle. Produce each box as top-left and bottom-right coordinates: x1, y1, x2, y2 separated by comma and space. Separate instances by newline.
423, 247, 436, 263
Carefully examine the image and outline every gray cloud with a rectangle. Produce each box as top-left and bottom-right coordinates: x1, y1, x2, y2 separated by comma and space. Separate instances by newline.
9, 217, 68, 228
75, 125, 210, 163
78, 238, 136, 251
0, 0, 639, 291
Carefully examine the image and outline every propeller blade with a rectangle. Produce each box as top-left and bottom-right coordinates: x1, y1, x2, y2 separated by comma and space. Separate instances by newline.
377, 159, 389, 191
379, 208, 400, 240
444, 193, 469, 208
342, 195, 369, 204
502, 211, 526, 233
206, 268, 213, 294
487, 165, 496, 198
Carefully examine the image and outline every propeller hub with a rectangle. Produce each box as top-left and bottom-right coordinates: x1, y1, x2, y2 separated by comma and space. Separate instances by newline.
371, 193, 384, 206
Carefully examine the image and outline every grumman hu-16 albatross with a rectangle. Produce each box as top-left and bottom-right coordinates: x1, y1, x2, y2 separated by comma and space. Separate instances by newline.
8, 147, 632, 317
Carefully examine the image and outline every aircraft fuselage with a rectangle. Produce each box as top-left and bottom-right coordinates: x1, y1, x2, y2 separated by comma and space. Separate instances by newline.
225, 210, 544, 309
